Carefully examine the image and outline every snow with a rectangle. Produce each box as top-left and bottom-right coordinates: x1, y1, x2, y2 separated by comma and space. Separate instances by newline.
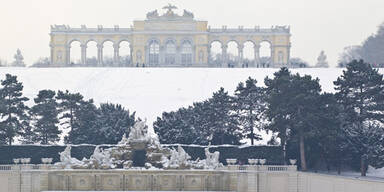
368, 166, 384, 178
2, 67, 384, 144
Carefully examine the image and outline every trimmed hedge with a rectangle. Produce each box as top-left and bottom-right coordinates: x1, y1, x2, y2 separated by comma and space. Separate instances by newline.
0, 144, 284, 165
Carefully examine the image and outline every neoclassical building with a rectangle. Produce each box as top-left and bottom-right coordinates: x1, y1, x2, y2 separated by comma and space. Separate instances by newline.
50, 4, 291, 67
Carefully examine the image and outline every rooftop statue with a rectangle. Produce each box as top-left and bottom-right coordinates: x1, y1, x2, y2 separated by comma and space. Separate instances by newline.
163, 3, 178, 16
183, 9, 194, 18
146, 10, 159, 19
146, 4, 194, 20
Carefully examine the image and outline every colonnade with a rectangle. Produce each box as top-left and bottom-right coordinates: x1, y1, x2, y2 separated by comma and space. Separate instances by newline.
209, 41, 278, 68
67, 41, 132, 67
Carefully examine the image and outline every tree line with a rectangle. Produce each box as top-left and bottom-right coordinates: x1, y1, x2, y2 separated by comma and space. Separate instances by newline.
154, 60, 384, 176
0, 75, 137, 145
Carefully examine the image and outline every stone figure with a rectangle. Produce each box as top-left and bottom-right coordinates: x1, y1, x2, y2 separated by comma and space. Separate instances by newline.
315, 50, 329, 68
146, 10, 159, 19
204, 146, 221, 169
128, 120, 148, 141
12, 49, 25, 67
163, 4, 177, 15
164, 145, 192, 169
55, 145, 84, 169
183, 10, 194, 18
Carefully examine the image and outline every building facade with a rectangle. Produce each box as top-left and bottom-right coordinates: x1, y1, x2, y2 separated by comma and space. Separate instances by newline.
50, 5, 291, 68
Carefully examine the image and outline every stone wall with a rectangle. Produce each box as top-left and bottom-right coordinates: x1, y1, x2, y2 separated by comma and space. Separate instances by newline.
0, 165, 383, 192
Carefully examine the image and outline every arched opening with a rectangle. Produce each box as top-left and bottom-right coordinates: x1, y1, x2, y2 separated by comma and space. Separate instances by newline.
102, 41, 114, 67
165, 40, 176, 66
243, 41, 255, 68
86, 41, 98, 67
259, 41, 272, 68
181, 41, 193, 66
69, 40, 81, 66
227, 41, 239, 68
209, 41, 222, 67
148, 40, 160, 66
119, 41, 131, 67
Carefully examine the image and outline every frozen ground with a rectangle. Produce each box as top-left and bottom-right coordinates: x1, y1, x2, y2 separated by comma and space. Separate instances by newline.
1, 67, 384, 144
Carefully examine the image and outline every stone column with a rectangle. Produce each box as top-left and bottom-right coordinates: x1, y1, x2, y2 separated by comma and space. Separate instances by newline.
113, 44, 120, 67
221, 44, 228, 68
65, 46, 70, 66
287, 44, 291, 67
97, 44, 103, 67
238, 44, 244, 68
207, 45, 211, 67
159, 45, 165, 67
129, 44, 133, 67
270, 45, 275, 68
254, 44, 260, 68
50, 44, 54, 66
81, 44, 87, 66
176, 45, 181, 67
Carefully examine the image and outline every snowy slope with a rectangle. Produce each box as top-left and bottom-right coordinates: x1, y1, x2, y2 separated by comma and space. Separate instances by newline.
1, 67, 383, 144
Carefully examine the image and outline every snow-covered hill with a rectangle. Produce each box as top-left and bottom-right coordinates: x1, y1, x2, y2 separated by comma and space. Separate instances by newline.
1, 67, 383, 144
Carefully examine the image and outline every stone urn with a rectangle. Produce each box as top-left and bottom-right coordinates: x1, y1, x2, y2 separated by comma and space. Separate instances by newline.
41, 158, 53, 164
226, 159, 237, 165
289, 159, 297, 165
13, 158, 20, 164
248, 159, 258, 165
21, 158, 31, 164
259, 159, 266, 165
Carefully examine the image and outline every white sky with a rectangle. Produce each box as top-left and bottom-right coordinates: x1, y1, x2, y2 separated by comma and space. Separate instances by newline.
0, 0, 384, 66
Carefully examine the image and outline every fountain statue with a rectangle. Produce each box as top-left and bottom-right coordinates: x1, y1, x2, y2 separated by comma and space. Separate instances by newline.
55, 120, 222, 170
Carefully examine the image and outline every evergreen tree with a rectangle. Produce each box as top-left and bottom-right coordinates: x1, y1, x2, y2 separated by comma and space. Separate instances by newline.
204, 88, 242, 145
314, 93, 348, 174
234, 77, 265, 145
265, 68, 322, 170
56, 90, 85, 134
66, 99, 98, 144
334, 60, 384, 176
0, 74, 29, 145
154, 106, 207, 144
30, 90, 61, 144
94, 103, 136, 144
343, 122, 384, 176
264, 68, 293, 164
154, 88, 243, 145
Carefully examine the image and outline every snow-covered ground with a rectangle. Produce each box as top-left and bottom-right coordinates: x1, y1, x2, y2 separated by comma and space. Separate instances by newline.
314, 166, 384, 180
1, 67, 384, 144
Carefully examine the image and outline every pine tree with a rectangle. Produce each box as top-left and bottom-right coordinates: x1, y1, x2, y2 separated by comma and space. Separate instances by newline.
204, 87, 242, 145
66, 99, 98, 144
154, 88, 243, 145
264, 68, 293, 164
264, 68, 322, 170
0, 74, 29, 145
56, 90, 85, 134
343, 122, 384, 176
30, 90, 61, 144
94, 103, 136, 144
234, 77, 265, 145
334, 59, 384, 176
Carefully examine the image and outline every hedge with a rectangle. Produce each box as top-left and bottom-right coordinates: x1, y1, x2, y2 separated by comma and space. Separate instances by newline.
0, 144, 284, 165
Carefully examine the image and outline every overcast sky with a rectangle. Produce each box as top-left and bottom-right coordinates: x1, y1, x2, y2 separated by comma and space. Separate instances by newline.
1, 0, 383, 66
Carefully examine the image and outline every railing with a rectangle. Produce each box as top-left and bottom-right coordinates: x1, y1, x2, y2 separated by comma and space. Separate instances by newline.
32, 165, 41, 169
267, 166, 289, 171
227, 165, 297, 172
0, 165, 12, 170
